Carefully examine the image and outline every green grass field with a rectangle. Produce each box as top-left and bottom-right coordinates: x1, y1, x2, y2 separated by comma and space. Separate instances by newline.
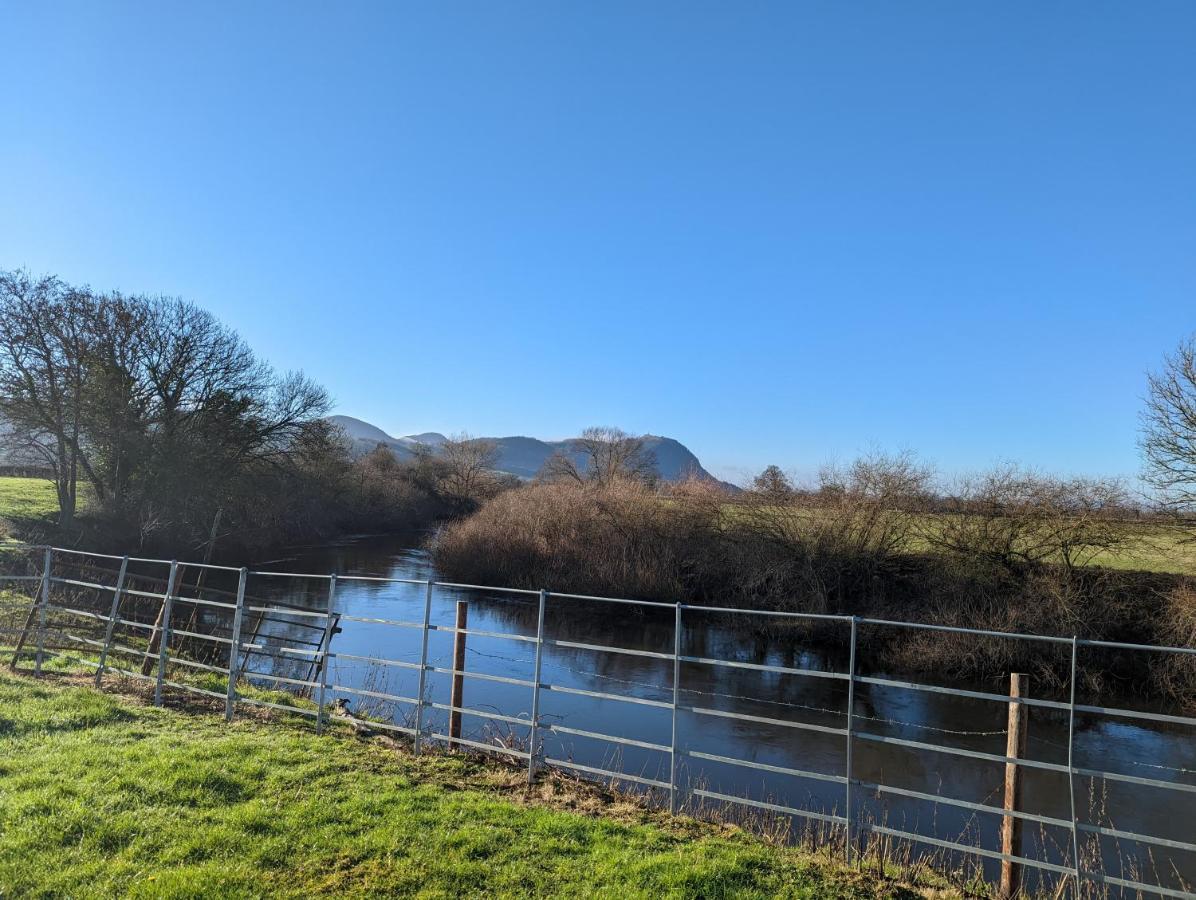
0, 476, 59, 523
0, 671, 923, 899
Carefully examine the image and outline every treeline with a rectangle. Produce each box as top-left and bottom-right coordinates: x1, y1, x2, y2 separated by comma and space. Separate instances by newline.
0, 270, 502, 556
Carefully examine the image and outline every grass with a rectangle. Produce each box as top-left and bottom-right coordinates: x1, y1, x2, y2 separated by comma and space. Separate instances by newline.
718, 501, 1196, 576
0, 670, 927, 899
0, 474, 1193, 575
0, 476, 59, 524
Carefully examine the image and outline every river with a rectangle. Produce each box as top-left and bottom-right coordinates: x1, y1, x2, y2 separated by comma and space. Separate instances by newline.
240, 534, 1195, 895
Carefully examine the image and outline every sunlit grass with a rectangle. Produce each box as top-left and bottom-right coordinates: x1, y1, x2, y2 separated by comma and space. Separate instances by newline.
0, 476, 59, 523
0, 671, 922, 898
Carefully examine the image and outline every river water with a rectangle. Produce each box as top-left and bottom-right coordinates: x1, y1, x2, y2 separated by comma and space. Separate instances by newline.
242, 534, 1195, 894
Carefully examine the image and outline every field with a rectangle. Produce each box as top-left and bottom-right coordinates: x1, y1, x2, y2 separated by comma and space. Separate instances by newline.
0, 671, 923, 899
1, 474, 1193, 575
0, 476, 59, 523
717, 502, 1196, 576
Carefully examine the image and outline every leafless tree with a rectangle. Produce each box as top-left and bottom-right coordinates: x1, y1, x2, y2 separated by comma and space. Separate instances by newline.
925, 464, 1135, 575
0, 271, 99, 527
438, 433, 500, 509
539, 426, 656, 487
751, 464, 794, 501
1142, 336, 1196, 512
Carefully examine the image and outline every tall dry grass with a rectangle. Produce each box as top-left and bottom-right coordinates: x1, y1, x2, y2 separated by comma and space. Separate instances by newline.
432, 476, 1196, 703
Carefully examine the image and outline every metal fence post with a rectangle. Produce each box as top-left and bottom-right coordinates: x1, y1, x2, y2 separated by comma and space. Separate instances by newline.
225, 567, 247, 722
527, 588, 547, 784
95, 556, 130, 687
153, 561, 179, 707
1066, 636, 1082, 893
413, 579, 433, 754
316, 574, 337, 734
33, 547, 52, 676
844, 615, 859, 864
670, 602, 683, 814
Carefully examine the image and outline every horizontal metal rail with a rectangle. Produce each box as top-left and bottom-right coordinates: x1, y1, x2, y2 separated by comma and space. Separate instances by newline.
682, 653, 848, 681
854, 781, 1071, 828
683, 603, 851, 622
428, 702, 530, 727
1077, 822, 1196, 855
857, 617, 1073, 645
165, 656, 228, 675
859, 823, 1076, 876
427, 665, 535, 689
1080, 869, 1196, 899
236, 697, 320, 717
428, 733, 532, 758
335, 574, 427, 586
338, 614, 422, 628
544, 723, 670, 753
854, 731, 1072, 774
856, 674, 1071, 711
1073, 702, 1196, 729
685, 704, 848, 736
693, 788, 848, 826
546, 590, 675, 609
544, 757, 669, 789
329, 652, 422, 670
549, 638, 672, 660
247, 571, 332, 580
329, 684, 419, 706
1072, 767, 1196, 795
685, 749, 847, 784
539, 682, 672, 709
243, 604, 329, 619
241, 670, 321, 690
432, 624, 538, 644
432, 581, 541, 597
162, 679, 228, 701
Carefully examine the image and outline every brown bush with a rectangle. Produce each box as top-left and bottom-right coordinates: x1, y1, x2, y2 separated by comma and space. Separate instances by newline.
433, 469, 1196, 705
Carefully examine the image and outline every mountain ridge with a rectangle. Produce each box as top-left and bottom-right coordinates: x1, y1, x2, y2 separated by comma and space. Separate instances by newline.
327, 415, 721, 484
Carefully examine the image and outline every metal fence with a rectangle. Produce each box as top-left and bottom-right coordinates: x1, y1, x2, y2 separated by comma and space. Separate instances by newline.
2, 544, 1194, 899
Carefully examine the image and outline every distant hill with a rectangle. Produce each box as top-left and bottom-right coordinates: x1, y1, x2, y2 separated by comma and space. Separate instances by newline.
326, 415, 722, 484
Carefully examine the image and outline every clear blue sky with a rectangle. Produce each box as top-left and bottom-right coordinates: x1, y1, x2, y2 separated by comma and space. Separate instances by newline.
2, 2, 1193, 483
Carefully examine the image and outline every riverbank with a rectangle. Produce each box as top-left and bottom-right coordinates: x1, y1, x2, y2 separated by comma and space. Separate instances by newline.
0, 670, 936, 899
432, 481, 1196, 706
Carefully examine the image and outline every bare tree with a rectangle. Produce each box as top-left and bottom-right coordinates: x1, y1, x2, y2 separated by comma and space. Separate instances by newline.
751, 464, 794, 501
438, 433, 500, 509
925, 464, 1135, 575
1142, 336, 1196, 511
539, 426, 656, 487
0, 271, 98, 527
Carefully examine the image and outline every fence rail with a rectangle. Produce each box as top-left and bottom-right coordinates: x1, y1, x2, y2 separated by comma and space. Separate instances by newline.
1, 544, 1194, 899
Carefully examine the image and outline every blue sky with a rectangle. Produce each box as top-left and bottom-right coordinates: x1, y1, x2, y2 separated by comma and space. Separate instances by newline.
2, 2, 1193, 483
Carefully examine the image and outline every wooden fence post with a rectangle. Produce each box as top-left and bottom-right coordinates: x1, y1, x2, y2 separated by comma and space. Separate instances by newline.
999, 673, 1029, 899
448, 600, 467, 748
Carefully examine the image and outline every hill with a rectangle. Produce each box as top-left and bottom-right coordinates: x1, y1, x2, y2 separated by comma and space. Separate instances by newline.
326, 416, 722, 483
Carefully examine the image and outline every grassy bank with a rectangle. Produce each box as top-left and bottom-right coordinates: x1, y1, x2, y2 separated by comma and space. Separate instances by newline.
0, 671, 927, 899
